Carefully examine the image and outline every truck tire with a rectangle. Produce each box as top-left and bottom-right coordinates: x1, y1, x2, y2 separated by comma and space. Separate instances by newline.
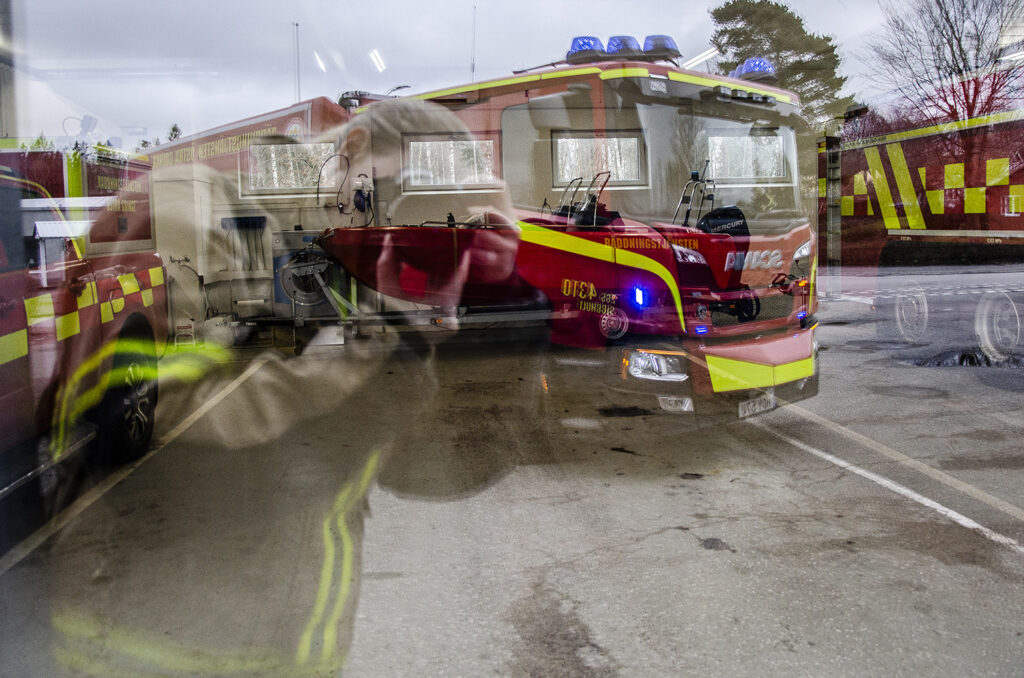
95, 325, 158, 463
598, 307, 629, 341
975, 292, 1021, 363
879, 280, 929, 343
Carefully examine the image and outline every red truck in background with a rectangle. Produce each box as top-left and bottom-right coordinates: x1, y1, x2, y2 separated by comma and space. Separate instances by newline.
818, 64, 1024, 361
0, 147, 168, 507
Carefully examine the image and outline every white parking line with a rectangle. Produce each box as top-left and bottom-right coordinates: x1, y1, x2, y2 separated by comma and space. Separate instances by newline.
0, 359, 267, 578
788, 405, 1024, 523
752, 421, 1024, 555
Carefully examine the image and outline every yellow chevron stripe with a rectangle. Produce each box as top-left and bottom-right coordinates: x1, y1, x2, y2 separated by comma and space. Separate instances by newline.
863, 146, 902, 230
885, 143, 925, 229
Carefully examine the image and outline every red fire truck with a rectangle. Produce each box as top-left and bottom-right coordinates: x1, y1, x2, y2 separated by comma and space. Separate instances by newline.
0, 147, 168, 506
309, 35, 820, 417
818, 65, 1024, 361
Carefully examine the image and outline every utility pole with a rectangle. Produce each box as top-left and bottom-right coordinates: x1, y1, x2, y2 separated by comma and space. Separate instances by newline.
293, 22, 301, 102
470, 5, 476, 82
0, 0, 15, 138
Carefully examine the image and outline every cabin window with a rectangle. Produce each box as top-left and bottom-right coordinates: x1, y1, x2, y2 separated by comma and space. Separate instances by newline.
402, 134, 499, 191
708, 130, 787, 180
248, 143, 336, 192
551, 130, 646, 187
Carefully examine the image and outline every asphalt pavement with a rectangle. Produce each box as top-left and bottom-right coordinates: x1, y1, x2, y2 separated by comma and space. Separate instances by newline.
1, 289, 1023, 677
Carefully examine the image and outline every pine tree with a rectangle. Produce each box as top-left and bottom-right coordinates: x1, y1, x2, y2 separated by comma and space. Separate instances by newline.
710, 0, 854, 132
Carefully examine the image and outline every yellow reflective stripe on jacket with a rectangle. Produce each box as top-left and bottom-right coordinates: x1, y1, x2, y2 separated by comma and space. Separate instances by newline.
297, 450, 381, 666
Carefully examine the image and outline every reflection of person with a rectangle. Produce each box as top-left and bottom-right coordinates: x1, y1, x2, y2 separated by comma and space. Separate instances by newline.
324, 98, 527, 317
33, 98, 534, 677
323, 98, 533, 493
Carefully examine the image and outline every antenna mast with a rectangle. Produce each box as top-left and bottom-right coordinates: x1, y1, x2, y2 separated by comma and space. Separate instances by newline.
470, 5, 477, 82
293, 22, 301, 102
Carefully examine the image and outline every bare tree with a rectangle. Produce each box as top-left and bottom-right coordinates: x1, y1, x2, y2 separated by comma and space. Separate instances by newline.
867, 0, 1024, 124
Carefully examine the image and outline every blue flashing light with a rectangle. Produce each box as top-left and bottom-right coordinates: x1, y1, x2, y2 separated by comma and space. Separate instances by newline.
642, 35, 681, 58
607, 35, 641, 55
567, 36, 605, 61
735, 57, 776, 82
694, 325, 709, 336
633, 286, 646, 307
797, 310, 808, 320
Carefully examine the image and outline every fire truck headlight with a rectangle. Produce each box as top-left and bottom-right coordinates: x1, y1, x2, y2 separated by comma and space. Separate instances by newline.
626, 350, 690, 382
672, 244, 707, 265
793, 240, 812, 260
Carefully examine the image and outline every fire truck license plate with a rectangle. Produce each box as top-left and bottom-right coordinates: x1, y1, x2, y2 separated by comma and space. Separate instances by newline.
739, 390, 776, 418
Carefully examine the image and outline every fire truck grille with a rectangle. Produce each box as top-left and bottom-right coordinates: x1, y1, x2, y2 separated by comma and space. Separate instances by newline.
711, 292, 793, 327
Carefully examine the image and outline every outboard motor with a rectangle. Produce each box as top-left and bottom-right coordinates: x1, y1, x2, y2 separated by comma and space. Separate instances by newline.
696, 205, 750, 238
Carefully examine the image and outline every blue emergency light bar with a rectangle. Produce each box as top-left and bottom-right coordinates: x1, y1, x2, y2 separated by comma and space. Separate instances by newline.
694, 325, 709, 335
566, 36, 606, 63
567, 34, 681, 63
642, 35, 681, 59
731, 57, 777, 82
607, 35, 642, 56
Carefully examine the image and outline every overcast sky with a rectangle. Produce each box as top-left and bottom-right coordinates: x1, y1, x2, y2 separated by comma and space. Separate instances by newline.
10, 0, 884, 147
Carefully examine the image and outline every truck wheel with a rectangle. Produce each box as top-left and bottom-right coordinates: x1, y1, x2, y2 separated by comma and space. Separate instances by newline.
892, 281, 929, 343
975, 292, 1021, 363
598, 307, 628, 341
96, 328, 158, 463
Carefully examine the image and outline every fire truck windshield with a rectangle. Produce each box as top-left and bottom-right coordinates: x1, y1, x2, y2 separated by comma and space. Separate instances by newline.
501, 77, 807, 233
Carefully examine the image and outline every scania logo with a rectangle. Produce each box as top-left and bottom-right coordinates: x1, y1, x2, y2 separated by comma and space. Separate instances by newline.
724, 249, 784, 271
